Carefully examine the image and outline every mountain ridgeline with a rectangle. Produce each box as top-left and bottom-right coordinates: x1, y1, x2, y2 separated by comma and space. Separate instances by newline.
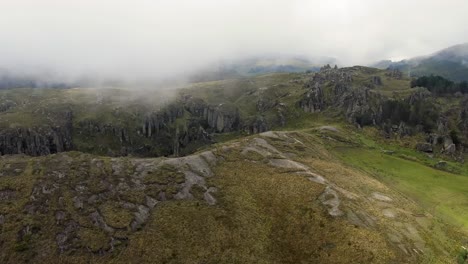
1, 64, 468, 161
373, 43, 468, 82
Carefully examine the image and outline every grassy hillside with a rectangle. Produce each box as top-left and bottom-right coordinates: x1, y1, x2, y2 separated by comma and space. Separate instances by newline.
0, 128, 466, 263
328, 127, 468, 230
336, 147, 468, 232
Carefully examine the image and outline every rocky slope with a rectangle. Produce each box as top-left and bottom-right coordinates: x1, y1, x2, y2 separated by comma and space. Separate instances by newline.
0, 130, 463, 263
1, 66, 468, 163
300, 65, 468, 160
0, 74, 304, 158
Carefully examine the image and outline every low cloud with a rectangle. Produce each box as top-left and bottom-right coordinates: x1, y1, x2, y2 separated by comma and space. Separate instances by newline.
1, 0, 467, 83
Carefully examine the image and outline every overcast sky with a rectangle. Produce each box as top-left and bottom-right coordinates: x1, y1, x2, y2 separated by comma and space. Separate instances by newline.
1, 0, 467, 81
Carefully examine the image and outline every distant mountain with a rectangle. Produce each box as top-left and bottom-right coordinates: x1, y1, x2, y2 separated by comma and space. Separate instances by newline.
0, 69, 72, 89
188, 55, 336, 82
372, 43, 468, 81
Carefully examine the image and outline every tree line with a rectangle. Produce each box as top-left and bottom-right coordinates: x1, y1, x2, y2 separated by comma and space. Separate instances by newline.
411, 75, 468, 95
381, 100, 438, 132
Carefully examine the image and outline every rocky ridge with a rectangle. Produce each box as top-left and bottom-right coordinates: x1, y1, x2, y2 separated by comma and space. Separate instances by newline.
300, 66, 468, 158
0, 130, 459, 263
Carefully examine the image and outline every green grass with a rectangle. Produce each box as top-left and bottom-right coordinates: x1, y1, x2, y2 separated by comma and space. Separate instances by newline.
334, 146, 468, 233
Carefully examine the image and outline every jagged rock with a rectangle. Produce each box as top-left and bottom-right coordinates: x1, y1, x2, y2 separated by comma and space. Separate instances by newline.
442, 137, 456, 154
319, 126, 338, 132
427, 134, 441, 145
0, 88, 278, 158
300, 82, 324, 113
72, 196, 83, 209
248, 116, 269, 134
90, 211, 114, 233
268, 159, 308, 171
320, 64, 332, 71
436, 117, 449, 134
204, 104, 240, 133
372, 192, 393, 202
277, 110, 286, 127
0, 125, 72, 156
79, 120, 130, 143
444, 143, 456, 154
459, 97, 468, 133
0, 100, 16, 112
140, 97, 241, 156
435, 161, 448, 169
416, 143, 433, 153
204, 187, 217, 205
386, 69, 403, 79
130, 205, 150, 231
157, 191, 167, 201
372, 76, 382, 86
145, 196, 158, 209
382, 208, 397, 218
0, 189, 16, 200
87, 195, 98, 204
408, 89, 431, 104
319, 187, 343, 217
56, 220, 79, 253
300, 67, 384, 128
256, 99, 270, 112
300, 66, 355, 113
55, 210, 66, 225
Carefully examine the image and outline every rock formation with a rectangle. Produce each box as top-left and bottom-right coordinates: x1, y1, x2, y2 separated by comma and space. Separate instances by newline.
0, 111, 73, 156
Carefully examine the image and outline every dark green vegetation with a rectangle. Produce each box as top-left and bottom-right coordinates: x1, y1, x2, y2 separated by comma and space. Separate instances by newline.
411, 75, 468, 95
0, 64, 468, 263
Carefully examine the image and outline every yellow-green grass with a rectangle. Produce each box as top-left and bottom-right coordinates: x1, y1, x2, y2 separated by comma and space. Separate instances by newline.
334, 147, 468, 234
110, 156, 394, 264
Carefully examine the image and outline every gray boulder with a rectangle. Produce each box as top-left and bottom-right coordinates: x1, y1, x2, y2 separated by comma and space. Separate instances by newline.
416, 142, 433, 153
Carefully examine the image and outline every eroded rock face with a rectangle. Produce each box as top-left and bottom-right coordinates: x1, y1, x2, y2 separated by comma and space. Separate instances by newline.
0, 91, 267, 158
300, 67, 385, 127
299, 66, 468, 155
300, 82, 324, 113
78, 96, 259, 157
300, 66, 353, 113
386, 69, 403, 79
372, 76, 382, 86
408, 89, 431, 105
460, 97, 468, 133
0, 112, 73, 156
416, 142, 433, 153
